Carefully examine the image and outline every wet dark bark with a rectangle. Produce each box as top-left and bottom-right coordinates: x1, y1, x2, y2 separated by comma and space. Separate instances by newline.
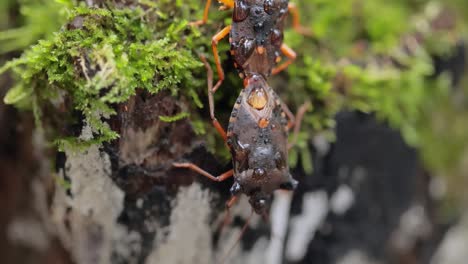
0, 72, 72, 264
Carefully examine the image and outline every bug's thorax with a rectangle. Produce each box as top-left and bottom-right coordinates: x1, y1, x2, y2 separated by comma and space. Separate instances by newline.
229, 0, 289, 77
226, 74, 297, 214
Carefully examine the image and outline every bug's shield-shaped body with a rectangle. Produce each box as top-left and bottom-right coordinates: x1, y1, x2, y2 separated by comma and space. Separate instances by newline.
226, 74, 297, 214
230, 0, 289, 77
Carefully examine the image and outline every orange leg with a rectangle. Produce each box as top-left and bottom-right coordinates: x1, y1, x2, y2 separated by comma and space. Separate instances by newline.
172, 52, 237, 220
281, 102, 296, 131
288, 3, 313, 36
173, 57, 233, 181
226, 195, 238, 208
219, 195, 239, 230
190, 0, 235, 26
272, 44, 297, 75
219, 0, 235, 9
288, 101, 311, 150
173, 163, 234, 182
201, 56, 228, 141
212, 25, 231, 92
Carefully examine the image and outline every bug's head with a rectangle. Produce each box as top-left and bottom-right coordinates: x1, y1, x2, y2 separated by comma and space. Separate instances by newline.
231, 142, 298, 215
231, 172, 297, 216
230, 180, 273, 215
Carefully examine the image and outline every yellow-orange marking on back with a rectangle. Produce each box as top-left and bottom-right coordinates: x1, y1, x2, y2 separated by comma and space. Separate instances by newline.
247, 88, 268, 110
258, 118, 269, 128
257, 46, 265, 54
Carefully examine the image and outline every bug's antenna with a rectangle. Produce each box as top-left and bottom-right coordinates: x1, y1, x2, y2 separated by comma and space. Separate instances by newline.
219, 209, 254, 264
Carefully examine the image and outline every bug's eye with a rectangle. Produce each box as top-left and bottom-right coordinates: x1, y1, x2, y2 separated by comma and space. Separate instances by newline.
234, 0, 250, 22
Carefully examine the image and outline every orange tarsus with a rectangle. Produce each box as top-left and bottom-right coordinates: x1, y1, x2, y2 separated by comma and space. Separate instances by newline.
221, 0, 235, 9
173, 162, 234, 182
226, 195, 238, 208
213, 119, 228, 142
288, 3, 313, 36
212, 25, 232, 92
271, 44, 297, 75
219, 195, 239, 233
200, 55, 229, 142
281, 102, 296, 131
189, 0, 212, 26
189, 0, 234, 26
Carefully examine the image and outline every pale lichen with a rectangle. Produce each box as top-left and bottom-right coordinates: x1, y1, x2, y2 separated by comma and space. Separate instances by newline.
145, 184, 213, 264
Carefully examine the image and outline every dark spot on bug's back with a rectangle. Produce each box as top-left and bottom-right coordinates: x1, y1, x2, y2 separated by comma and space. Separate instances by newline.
264, 0, 276, 15
234, 0, 250, 22
271, 29, 283, 46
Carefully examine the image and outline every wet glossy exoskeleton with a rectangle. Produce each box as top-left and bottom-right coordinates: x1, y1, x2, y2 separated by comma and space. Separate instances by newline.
192, 0, 310, 91
228, 0, 290, 78
174, 2, 311, 259
173, 58, 308, 215
225, 74, 297, 214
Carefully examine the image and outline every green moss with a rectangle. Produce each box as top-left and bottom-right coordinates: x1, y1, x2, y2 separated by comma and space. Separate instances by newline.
282, 0, 468, 190
159, 112, 190, 122
2, 3, 206, 149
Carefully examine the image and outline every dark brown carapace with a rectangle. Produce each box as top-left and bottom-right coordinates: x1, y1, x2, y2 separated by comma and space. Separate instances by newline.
193, 0, 310, 91
228, 0, 290, 78
173, 1, 311, 259
173, 58, 309, 215
225, 74, 297, 214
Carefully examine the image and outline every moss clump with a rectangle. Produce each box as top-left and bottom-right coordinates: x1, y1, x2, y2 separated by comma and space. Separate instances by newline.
280, 0, 467, 177
1, 4, 204, 149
